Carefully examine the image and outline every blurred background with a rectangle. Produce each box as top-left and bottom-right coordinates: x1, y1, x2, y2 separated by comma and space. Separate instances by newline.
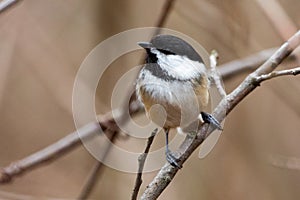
0, 0, 300, 199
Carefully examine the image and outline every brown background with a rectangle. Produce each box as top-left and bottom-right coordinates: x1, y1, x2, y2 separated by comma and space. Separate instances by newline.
0, 0, 300, 199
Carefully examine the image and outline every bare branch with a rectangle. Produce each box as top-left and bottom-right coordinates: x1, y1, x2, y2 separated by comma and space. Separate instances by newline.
218, 48, 297, 80
77, 130, 118, 200
209, 50, 226, 97
155, 0, 176, 29
0, 121, 97, 183
269, 154, 300, 170
0, 0, 20, 13
255, 67, 300, 83
0, 104, 141, 184
140, 30, 300, 200
218, 48, 276, 79
131, 129, 158, 200
255, 0, 297, 40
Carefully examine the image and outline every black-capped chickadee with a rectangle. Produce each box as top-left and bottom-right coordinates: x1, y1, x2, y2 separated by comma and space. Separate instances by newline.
136, 35, 222, 168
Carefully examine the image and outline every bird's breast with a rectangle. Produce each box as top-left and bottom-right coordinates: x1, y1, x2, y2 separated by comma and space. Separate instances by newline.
136, 68, 208, 128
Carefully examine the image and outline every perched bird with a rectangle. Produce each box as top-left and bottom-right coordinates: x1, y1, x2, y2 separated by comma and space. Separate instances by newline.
136, 35, 222, 168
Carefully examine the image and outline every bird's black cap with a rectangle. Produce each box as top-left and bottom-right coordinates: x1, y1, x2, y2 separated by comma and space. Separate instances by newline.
138, 34, 203, 63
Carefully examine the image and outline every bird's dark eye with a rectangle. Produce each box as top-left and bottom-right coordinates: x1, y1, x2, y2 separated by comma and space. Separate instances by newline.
158, 49, 175, 55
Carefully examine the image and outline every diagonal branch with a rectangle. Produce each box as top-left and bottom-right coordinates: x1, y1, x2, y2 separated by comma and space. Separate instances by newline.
140, 30, 300, 200
0, 0, 20, 13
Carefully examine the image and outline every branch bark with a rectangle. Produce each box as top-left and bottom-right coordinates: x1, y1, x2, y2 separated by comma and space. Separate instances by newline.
0, 0, 20, 13
140, 30, 300, 200
255, 67, 300, 83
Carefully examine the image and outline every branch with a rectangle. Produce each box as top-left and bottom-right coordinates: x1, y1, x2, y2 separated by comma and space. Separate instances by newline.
255, 67, 300, 83
218, 48, 297, 80
131, 129, 158, 200
0, 0, 20, 13
218, 48, 275, 79
77, 130, 118, 200
155, 0, 176, 29
255, 0, 297, 40
140, 30, 300, 200
268, 154, 300, 170
209, 50, 226, 97
0, 103, 141, 184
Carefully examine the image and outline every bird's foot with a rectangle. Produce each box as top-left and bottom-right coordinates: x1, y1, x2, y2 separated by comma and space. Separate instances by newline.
166, 150, 182, 169
200, 112, 223, 130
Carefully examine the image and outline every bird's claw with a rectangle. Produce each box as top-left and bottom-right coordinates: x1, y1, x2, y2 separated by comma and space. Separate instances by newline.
200, 112, 223, 130
166, 150, 182, 169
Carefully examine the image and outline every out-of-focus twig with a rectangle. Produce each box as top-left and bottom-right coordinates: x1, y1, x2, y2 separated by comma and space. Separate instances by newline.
218, 48, 297, 80
131, 128, 158, 200
77, 130, 118, 200
140, 30, 300, 200
0, 0, 20, 13
0, 121, 97, 183
269, 154, 300, 170
218, 48, 275, 79
0, 104, 141, 184
255, 0, 297, 40
153, 0, 175, 36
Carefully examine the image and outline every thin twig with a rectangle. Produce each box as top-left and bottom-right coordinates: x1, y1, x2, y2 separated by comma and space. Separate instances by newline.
0, 121, 97, 183
78, 162, 102, 200
218, 48, 296, 80
268, 154, 300, 170
255, 0, 297, 40
209, 50, 226, 97
154, 0, 175, 35
140, 30, 300, 200
77, 130, 118, 200
255, 67, 300, 83
218, 48, 276, 79
131, 129, 158, 200
0, 0, 20, 13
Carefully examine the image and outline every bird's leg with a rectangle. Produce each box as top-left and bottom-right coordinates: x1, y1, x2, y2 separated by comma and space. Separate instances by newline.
200, 112, 223, 130
164, 128, 182, 169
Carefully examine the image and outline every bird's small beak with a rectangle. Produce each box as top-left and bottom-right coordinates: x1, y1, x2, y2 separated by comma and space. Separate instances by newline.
138, 42, 153, 49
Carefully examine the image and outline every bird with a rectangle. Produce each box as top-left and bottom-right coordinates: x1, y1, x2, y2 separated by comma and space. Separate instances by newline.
135, 34, 222, 168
